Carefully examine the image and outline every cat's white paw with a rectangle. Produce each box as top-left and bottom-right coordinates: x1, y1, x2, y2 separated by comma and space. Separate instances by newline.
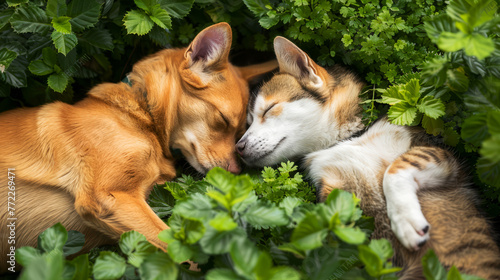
388, 209, 430, 251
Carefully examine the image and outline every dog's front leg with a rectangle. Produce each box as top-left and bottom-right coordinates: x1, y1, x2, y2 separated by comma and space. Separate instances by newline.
75, 190, 168, 250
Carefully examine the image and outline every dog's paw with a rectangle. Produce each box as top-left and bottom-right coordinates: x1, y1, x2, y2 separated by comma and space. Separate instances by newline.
389, 211, 430, 251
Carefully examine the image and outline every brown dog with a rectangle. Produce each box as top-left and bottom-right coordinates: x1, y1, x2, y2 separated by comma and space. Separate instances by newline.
0, 23, 277, 272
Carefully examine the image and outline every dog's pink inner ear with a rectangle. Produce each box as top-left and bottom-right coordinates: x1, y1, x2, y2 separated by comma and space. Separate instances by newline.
186, 23, 231, 68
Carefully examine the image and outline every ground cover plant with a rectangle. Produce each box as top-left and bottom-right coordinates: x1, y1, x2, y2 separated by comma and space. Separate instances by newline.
1, 0, 499, 279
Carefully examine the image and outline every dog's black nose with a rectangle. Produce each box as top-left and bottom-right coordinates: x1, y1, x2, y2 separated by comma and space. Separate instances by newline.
236, 140, 246, 156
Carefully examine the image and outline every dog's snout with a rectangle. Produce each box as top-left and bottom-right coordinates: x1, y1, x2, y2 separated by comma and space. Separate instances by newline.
236, 139, 246, 156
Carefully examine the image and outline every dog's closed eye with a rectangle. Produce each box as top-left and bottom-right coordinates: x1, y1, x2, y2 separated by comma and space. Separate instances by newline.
262, 103, 277, 118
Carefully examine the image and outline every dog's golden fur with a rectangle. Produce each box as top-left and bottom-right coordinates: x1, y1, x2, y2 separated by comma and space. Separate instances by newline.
0, 23, 277, 273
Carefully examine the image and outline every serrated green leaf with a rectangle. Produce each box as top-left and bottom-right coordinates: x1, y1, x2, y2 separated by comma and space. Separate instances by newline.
477, 156, 500, 187
243, 201, 289, 228
464, 34, 495, 60
47, 72, 69, 93
150, 5, 172, 29
159, 0, 195, 18
358, 245, 383, 277
421, 57, 449, 87
369, 239, 394, 261
10, 4, 51, 34
38, 223, 68, 253
119, 231, 147, 255
199, 226, 245, 254
447, 266, 463, 280
243, 0, 270, 16
123, 9, 154, 35
279, 196, 302, 217
15, 246, 42, 267
424, 14, 457, 43
437, 32, 467, 52
333, 226, 366, 244
404, 79, 421, 105
79, 28, 114, 51
94, 252, 126, 280
166, 240, 194, 263
134, 0, 157, 12
259, 16, 279, 29
7, 0, 28, 6
42, 47, 58, 67
422, 250, 447, 280
139, 252, 178, 280
209, 213, 238, 231
422, 115, 445, 136
52, 16, 72, 34
487, 111, 500, 135
446, 68, 469, 92
417, 96, 445, 119
19, 250, 64, 280
324, 189, 360, 224
51, 31, 77, 55
1, 56, 28, 88
291, 212, 328, 251
46, 0, 67, 17
67, 0, 101, 32
173, 193, 214, 220
388, 102, 418, 125
481, 135, 500, 163
0, 48, 18, 73
0, 9, 15, 29
68, 254, 90, 280
128, 241, 157, 268
63, 230, 85, 257
230, 238, 260, 277
206, 268, 243, 280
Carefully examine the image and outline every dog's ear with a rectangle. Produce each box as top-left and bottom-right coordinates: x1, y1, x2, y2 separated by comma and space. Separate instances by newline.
237, 60, 279, 82
273, 36, 324, 89
182, 23, 232, 87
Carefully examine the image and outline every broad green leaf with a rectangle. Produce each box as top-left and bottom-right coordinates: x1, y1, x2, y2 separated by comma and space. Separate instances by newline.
206, 268, 243, 280
421, 57, 449, 87
148, 184, 174, 218
38, 223, 68, 253
67, 0, 101, 32
437, 32, 467, 52
209, 213, 238, 231
291, 212, 328, 251
19, 250, 64, 280
0, 9, 15, 29
325, 189, 361, 224
446, 68, 469, 92
43, 47, 58, 67
139, 252, 178, 280
46, 0, 67, 17
68, 254, 90, 280
1, 56, 28, 88
358, 245, 383, 277
242, 0, 271, 16
464, 78, 500, 112
230, 239, 260, 277
128, 241, 157, 268
259, 16, 279, 29
0, 48, 18, 73
15, 247, 42, 266
159, 0, 195, 18
387, 102, 418, 125
48, 72, 69, 93
269, 267, 301, 280
62, 230, 85, 257
165, 182, 187, 200
10, 4, 51, 34
123, 9, 154, 35
461, 113, 489, 146
150, 5, 172, 29
369, 239, 393, 260
488, 111, 500, 135
447, 266, 463, 280
480, 135, 500, 163
378, 85, 407, 105
167, 240, 194, 263
52, 16, 72, 34
333, 226, 366, 244
417, 96, 446, 119
7, 0, 28, 6
158, 229, 176, 244
464, 34, 495, 60
477, 156, 500, 187
279, 196, 303, 217
422, 250, 447, 280
93, 252, 126, 280
119, 231, 148, 255
79, 28, 114, 51
51, 31, 77, 55
173, 193, 214, 220
199, 226, 245, 254
243, 201, 289, 228
206, 167, 234, 193
465, 56, 487, 77
29, 58, 54, 76
404, 78, 421, 106
422, 115, 445, 136
424, 14, 457, 43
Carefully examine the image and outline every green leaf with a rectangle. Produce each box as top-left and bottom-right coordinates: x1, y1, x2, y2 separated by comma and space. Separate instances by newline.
358, 245, 383, 277
173, 193, 214, 220
165, 182, 187, 200
243, 201, 289, 228
488, 111, 500, 135
43, 47, 58, 67
404, 78, 421, 105
447, 266, 463, 280
291, 212, 328, 251
128, 241, 157, 267
139, 252, 178, 280
387, 102, 418, 125
424, 14, 457, 43
422, 250, 447, 280
0, 9, 15, 29
38, 223, 68, 253
461, 113, 489, 146
7, 0, 28, 7
259, 16, 279, 29
15, 247, 42, 267
243, 0, 270, 16
67, 0, 101, 32
79, 28, 114, 51
119, 231, 148, 255
123, 9, 154, 35
68, 254, 90, 280
422, 115, 445, 136
206, 268, 243, 280
0, 48, 18, 73
464, 34, 495, 60
159, 0, 195, 18
230, 238, 260, 277
209, 213, 238, 231
199, 226, 245, 254
52, 16, 72, 34
28, 60, 53, 76
10, 4, 51, 34
417, 96, 446, 119
134, 0, 156, 12
1, 56, 28, 88
206, 167, 234, 193
437, 32, 467, 52
46, 0, 67, 17
481, 135, 500, 163
421, 57, 449, 87
477, 156, 500, 187
279, 196, 302, 216
51, 31, 77, 55
446, 68, 469, 92
333, 226, 366, 244
369, 239, 394, 260
150, 5, 172, 29
48, 72, 69, 93
63, 230, 85, 257
325, 189, 361, 224
167, 240, 194, 263
19, 250, 64, 280
93, 252, 127, 280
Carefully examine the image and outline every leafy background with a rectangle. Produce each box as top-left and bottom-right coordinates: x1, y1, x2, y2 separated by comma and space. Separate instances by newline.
0, 0, 499, 279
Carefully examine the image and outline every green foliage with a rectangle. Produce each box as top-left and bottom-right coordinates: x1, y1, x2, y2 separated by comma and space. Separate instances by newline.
422, 250, 485, 280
